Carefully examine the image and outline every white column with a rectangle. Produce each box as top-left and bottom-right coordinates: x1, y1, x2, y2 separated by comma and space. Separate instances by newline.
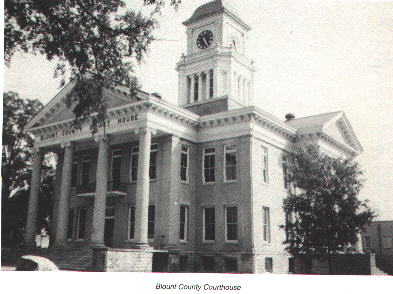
198, 73, 203, 102
206, 70, 211, 99
134, 127, 154, 245
190, 75, 195, 103
90, 135, 109, 247
54, 142, 73, 246
25, 148, 43, 245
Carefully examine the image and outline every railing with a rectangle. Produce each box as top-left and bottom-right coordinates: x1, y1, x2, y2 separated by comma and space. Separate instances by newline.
75, 181, 127, 195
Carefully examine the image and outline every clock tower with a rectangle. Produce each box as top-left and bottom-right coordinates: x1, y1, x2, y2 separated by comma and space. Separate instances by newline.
176, 0, 255, 115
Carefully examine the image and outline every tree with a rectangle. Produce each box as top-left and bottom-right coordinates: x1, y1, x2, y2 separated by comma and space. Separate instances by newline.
282, 145, 375, 273
2, 92, 55, 247
5, 0, 181, 132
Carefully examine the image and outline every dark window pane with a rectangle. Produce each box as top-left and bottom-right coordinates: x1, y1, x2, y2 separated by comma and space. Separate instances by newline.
77, 208, 87, 240
204, 208, 215, 241
67, 210, 74, 239
148, 205, 155, 239
265, 257, 273, 273
129, 206, 135, 239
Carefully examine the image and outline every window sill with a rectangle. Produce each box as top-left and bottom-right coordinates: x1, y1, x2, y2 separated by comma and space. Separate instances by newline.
224, 180, 237, 184
179, 240, 190, 244
225, 240, 239, 244
181, 181, 190, 185
202, 182, 215, 185
130, 179, 157, 184
202, 240, 215, 244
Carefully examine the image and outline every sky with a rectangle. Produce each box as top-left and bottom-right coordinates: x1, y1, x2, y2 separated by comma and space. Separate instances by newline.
3, 0, 393, 220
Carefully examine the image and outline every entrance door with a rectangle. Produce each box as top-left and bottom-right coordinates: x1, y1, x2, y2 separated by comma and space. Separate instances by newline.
152, 253, 169, 272
104, 218, 114, 247
104, 207, 115, 247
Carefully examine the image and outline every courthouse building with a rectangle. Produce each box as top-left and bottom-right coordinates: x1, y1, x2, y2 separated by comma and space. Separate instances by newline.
24, 0, 363, 273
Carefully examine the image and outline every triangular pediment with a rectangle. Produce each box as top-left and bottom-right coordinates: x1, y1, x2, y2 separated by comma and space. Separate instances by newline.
26, 81, 142, 130
321, 112, 363, 153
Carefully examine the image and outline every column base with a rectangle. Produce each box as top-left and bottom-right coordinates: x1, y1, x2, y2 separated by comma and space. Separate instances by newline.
89, 242, 107, 249
127, 243, 152, 250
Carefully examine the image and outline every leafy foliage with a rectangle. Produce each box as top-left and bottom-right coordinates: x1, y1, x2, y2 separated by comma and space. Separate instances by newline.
5, 0, 180, 132
282, 145, 375, 259
2, 92, 55, 247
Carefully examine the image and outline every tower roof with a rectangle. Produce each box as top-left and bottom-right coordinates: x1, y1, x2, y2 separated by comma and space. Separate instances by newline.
183, 0, 251, 31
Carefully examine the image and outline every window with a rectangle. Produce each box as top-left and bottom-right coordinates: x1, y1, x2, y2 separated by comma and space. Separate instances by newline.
203, 207, 215, 241
225, 206, 238, 241
262, 147, 269, 184
364, 235, 371, 249
263, 206, 271, 243
67, 209, 75, 239
383, 236, 392, 249
80, 155, 91, 185
180, 145, 189, 182
202, 256, 215, 272
224, 257, 238, 273
285, 211, 294, 241
203, 148, 215, 183
130, 144, 157, 181
179, 205, 189, 241
209, 69, 214, 98
71, 159, 78, 187
224, 145, 237, 181
111, 149, 122, 184
179, 255, 188, 272
149, 144, 157, 179
187, 77, 192, 102
194, 76, 199, 102
131, 147, 139, 181
265, 257, 273, 273
128, 206, 135, 240
148, 205, 155, 239
282, 155, 289, 189
76, 208, 87, 240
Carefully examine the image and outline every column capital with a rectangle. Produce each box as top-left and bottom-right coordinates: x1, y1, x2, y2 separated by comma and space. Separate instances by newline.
32, 146, 42, 155
135, 126, 157, 136
94, 134, 110, 143
60, 141, 73, 149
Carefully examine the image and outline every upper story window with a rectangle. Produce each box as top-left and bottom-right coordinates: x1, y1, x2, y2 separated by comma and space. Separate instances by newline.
80, 155, 91, 185
180, 145, 189, 182
203, 147, 216, 183
71, 158, 78, 187
203, 207, 215, 242
131, 144, 157, 182
225, 206, 238, 241
282, 155, 289, 189
179, 205, 189, 241
224, 145, 237, 182
111, 149, 122, 183
263, 206, 271, 243
262, 146, 269, 184
149, 144, 158, 179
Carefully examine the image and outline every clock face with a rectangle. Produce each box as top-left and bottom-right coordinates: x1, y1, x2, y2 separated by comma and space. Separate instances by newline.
196, 30, 214, 50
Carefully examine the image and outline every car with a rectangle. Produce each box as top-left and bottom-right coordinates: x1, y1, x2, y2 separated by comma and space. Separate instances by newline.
15, 255, 59, 271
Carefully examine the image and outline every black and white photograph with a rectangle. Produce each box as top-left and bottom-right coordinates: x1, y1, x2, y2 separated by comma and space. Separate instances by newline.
1, 0, 392, 292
